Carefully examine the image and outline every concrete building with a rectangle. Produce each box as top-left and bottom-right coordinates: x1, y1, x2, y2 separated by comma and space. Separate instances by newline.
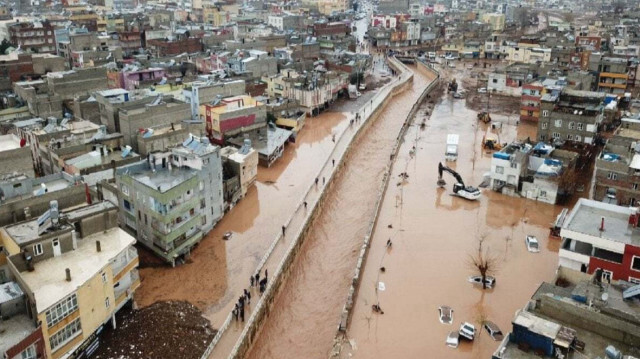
136, 122, 206, 156
0, 53, 65, 92
558, 198, 640, 282
199, 95, 267, 145
227, 50, 278, 80
220, 140, 258, 208
0, 172, 87, 227
520, 144, 578, 205
597, 57, 629, 94
594, 118, 640, 206
182, 80, 246, 121
490, 142, 532, 197
0, 201, 139, 359
537, 89, 605, 145
480, 13, 505, 32
114, 135, 224, 265
8, 21, 57, 54
0, 134, 34, 178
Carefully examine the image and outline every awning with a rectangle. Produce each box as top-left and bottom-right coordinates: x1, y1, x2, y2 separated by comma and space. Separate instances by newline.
631, 154, 640, 170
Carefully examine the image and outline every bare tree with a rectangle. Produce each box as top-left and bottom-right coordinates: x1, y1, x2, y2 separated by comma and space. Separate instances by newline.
468, 234, 499, 289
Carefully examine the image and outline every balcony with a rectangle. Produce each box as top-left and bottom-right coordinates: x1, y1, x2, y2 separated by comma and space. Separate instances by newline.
115, 269, 140, 307
112, 246, 139, 282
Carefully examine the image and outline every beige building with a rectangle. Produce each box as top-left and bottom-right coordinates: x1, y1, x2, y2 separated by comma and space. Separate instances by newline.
318, 0, 350, 15
481, 13, 506, 32
0, 201, 139, 359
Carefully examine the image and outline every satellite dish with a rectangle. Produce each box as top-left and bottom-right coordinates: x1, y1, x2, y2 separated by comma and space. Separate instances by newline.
601, 292, 609, 302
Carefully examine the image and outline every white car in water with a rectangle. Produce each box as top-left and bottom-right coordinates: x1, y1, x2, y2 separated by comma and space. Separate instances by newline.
446, 331, 459, 348
468, 275, 495, 288
526, 235, 540, 253
459, 322, 476, 341
438, 306, 453, 324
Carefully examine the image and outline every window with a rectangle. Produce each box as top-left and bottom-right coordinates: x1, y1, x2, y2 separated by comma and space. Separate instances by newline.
552, 132, 560, 139
121, 184, 129, 196
200, 199, 206, 209
510, 162, 517, 169
629, 277, 640, 284
541, 122, 548, 129
33, 243, 43, 256
492, 79, 498, 83
575, 135, 581, 142
568, 122, 575, 130
554, 119, 562, 127
201, 216, 207, 226
577, 123, 584, 131
20, 345, 36, 359
45, 294, 78, 327
190, 208, 195, 216
601, 269, 613, 282
105, 297, 110, 308
540, 135, 546, 141
634, 184, 639, 190
608, 172, 618, 180
540, 190, 547, 197
632, 256, 640, 271
567, 134, 573, 140
102, 272, 107, 283
199, 181, 204, 191
49, 318, 82, 351
495, 166, 504, 174
542, 110, 549, 117
123, 199, 132, 212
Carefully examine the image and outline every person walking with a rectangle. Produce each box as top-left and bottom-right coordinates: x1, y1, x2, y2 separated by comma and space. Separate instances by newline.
240, 306, 245, 322
246, 290, 251, 305
332, 159, 335, 167
255, 272, 260, 286
265, 269, 268, 281
282, 225, 286, 236
233, 307, 238, 321
250, 275, 255, 287
323, 177, 326, 185
315, 177, 319, 186
304, 201, 307, 209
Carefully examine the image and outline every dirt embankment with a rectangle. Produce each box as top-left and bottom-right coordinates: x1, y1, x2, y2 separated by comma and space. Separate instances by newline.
92, 301, 216, 359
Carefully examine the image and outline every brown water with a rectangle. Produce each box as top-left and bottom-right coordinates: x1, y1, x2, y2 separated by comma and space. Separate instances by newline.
245, 66, 435, 359
340, 72, 567, 358
246, 66, 574, 359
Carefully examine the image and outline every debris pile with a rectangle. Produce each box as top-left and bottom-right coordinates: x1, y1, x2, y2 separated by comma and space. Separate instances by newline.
92, 301, 216, 359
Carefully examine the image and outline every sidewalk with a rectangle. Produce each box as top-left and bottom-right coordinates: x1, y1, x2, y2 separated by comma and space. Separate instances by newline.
206, 62, 413, 359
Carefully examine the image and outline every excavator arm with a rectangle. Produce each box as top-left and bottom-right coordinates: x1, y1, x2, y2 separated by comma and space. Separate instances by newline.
438, 162, 465, 187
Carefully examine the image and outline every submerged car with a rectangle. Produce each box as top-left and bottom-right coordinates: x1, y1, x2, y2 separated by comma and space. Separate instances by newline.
483, 321, 504, 341
438, 306, 453, 324
468, 275, 495, 288
459, 322, 476, 341
477, 87, 487, 93
446, 331, 459, 348
525, 235, 540, 253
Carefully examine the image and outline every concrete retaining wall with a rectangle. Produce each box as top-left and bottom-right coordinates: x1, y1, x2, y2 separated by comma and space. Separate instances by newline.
201, 58, 415, 359
330, 59, 440, 358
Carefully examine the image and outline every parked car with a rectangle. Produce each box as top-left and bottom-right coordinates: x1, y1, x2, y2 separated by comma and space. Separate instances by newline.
438, 306, 453, 324
459, 322, 476, 340
448, 63, 456, 68
477, 87, 487, 93
359, 83, 367, 91
525, 235, 540, 253
446, 331, 459, 348
483, 321, 504, 341
468, 275, 495, 288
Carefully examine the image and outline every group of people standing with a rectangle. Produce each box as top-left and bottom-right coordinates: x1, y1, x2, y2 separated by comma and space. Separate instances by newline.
232, 269, 269, 322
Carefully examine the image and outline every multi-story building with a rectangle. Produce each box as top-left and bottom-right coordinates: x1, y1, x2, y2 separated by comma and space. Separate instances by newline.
0, 133, 34, 178
203, 5, 230, 27
199, 95, 267, 145
114, 136, 224, 265
182, 80, 246, 121
537, 89, 605, 145
220, 140, 258, 201
227, 50, 278, 80
559, 198, 640, 283
520, 82, 544, 122
0, 201, 139, 359
490, 142, 532, 197
594, 118, 640, 206
480, 13, 505, 32
8, 21, 57, 54
597, 57, 629, 94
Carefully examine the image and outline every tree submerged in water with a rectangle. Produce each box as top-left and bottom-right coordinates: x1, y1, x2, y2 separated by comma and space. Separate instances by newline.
468, 234, 499, 290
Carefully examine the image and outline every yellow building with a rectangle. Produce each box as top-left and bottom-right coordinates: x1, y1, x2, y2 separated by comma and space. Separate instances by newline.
203, 5, 229, 27
97, 16, 125, 33
318, 0, 349, 15
481, 13, 506, 32
0, 201, 139, 359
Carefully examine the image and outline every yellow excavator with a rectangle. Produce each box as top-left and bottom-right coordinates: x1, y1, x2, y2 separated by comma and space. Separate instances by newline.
477, 111, 491, 123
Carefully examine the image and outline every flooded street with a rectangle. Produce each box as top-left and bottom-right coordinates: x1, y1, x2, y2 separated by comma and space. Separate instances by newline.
134, 106, 351, 324
340, 70, 566, 358
245, 66, 435, 358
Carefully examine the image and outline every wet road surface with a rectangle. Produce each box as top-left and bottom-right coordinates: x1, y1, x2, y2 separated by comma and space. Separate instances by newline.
340, 70, 566, 358
245, 65, 436, 358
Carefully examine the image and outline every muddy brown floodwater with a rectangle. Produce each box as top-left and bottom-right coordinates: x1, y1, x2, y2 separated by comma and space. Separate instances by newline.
245, 66, 435, 359
340, 70, 569, 358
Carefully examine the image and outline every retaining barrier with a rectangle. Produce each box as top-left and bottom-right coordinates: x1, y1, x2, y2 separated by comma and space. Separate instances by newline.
201, 57, 415, 359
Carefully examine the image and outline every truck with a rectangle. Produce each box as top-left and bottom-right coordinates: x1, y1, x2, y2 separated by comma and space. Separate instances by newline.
445, 134, 459, 161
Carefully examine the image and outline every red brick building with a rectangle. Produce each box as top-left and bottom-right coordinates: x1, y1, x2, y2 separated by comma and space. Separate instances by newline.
0, 53, 35, 91
147, 37, 202, 57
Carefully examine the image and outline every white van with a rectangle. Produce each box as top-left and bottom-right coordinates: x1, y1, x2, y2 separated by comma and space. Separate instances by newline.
445, 134, 459, 161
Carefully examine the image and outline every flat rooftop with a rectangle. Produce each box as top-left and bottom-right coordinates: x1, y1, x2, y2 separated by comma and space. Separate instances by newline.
0, 134, 24, 152
132, 168, 197, 193
0, 314, 36, 355
20, 227, 135, 313
564, 198, 640, 246
5, 219, 73, 245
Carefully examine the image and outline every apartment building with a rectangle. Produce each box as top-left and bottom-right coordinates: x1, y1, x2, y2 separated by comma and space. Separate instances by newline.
537, 89, 605, 145
8, 21, 57, 54
490, 142, 532, 197
182, 80, 246, 121
220, 140, 258, 201
114, 136, 224, 265
199, 95, 267, 145
594, 118, 640, 206
559, 198, 640, 283
0, 201, 139, 359
520, 82, 544, 122
597, 57, 629, 94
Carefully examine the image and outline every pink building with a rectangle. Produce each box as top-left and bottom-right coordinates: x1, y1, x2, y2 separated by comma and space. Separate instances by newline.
122, 68, 166, 90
